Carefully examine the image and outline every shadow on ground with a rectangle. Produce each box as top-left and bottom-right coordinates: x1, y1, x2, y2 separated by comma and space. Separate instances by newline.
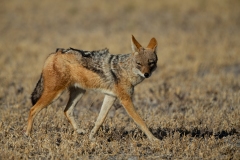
98, 126, 239, 142
151, 128, 239, 140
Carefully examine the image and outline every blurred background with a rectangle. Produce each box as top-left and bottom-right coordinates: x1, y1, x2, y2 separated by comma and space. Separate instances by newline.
1, 0, 240, 80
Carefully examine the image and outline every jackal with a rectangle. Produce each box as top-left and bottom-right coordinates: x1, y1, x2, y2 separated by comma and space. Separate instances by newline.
25, 35, 159, 142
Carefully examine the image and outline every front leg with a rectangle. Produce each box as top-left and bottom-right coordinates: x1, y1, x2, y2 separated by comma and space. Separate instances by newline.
117, 90, 159, 142
89, 95, 116, 141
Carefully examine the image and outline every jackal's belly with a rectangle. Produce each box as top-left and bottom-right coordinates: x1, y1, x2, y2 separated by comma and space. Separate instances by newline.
99, 89, 116, 96
73, 83, 116, 96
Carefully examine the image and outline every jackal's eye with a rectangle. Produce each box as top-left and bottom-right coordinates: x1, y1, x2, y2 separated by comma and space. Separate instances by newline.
136, 62, 142, 66
149, 62, 155, 67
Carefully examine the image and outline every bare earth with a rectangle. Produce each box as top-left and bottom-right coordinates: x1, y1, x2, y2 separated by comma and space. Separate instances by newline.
0, 0, 240, 159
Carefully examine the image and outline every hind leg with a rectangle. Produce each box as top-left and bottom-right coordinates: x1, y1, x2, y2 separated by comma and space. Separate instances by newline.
64, 87, 86, 134
25, 89, 63, 136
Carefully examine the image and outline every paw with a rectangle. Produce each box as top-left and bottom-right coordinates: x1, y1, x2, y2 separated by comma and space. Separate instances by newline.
89, 136, 96, 142
23, 130, 30, 138
89, 132, 96, 142
76, 129, 86, 135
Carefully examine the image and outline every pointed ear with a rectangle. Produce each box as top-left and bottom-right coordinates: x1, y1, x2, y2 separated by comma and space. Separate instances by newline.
147, 37, 157, 51
131, 35, 142, 52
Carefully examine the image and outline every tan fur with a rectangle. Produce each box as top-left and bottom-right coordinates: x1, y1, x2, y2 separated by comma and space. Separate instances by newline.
25, 35, 159, 142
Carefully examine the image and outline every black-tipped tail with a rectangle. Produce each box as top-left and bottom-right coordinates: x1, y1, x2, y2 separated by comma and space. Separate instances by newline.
31, 74, 44, 105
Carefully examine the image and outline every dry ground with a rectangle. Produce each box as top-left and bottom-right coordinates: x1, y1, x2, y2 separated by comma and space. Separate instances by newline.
0, 0, 240, 159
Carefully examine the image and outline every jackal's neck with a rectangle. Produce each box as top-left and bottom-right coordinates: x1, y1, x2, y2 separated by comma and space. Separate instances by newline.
110, 53, 144, 86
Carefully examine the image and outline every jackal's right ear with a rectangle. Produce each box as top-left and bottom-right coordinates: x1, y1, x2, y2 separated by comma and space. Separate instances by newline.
131, 35, 142, 53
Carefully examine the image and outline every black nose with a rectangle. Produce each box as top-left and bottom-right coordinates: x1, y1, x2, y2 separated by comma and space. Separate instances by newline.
144, 73, 150, 78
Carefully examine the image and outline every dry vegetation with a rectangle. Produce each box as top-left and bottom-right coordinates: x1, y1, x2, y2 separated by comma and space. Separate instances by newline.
0, 0, 240, 159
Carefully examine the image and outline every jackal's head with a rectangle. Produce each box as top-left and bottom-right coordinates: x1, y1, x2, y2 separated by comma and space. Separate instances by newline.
131, 35, 158, 78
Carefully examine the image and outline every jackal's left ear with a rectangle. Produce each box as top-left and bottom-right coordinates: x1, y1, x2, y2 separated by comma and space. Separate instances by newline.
147, 37, 158, 52
131, 35, 142, 53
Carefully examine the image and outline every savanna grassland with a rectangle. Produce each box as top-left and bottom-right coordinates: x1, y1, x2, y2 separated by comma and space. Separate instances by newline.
0, 0, 240, 159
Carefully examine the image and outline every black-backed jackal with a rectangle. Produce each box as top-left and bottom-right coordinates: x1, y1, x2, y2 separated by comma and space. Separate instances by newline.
25, 35, 159, 142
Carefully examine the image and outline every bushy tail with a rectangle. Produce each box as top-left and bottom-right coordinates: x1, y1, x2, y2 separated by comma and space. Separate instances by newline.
31, 74, 44, 105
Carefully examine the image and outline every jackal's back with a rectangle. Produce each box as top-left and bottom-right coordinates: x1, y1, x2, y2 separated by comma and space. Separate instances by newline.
56, 47, 133, 85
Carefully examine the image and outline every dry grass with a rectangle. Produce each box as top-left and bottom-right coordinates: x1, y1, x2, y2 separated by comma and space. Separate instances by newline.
0, 0, 240, 159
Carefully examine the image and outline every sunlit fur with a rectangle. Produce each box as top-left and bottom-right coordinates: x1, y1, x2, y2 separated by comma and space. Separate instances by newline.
25, 35, 159, 142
